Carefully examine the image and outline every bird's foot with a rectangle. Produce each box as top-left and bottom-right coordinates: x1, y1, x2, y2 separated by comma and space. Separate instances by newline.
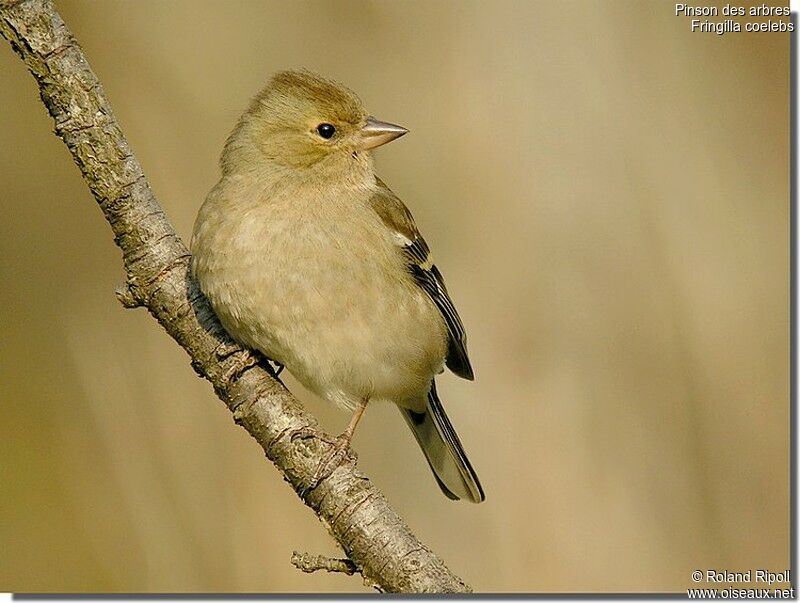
220, 349, 259, 387
289, 426, 340, 447
290, 428, 356, 496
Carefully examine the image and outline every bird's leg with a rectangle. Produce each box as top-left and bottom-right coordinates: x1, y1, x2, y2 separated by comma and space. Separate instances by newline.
293, 399, 369, 495
340, 398, 368, 445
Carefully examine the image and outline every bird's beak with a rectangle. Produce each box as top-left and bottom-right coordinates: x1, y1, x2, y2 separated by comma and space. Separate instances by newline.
358, 116, 408, 150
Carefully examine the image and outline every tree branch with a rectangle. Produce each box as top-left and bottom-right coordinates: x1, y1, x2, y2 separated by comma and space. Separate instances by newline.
0, 0, 472, 593
291, 552, 359, 576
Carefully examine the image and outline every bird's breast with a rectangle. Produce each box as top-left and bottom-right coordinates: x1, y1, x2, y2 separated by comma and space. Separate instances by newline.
192, 184, 447, 406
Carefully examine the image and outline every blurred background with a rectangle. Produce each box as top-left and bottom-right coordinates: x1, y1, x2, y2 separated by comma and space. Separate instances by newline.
0, 0, 789, 593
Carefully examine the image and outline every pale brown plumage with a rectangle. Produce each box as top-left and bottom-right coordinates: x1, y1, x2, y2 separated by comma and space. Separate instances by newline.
191, 70, 483, 502
370, 178, 474, 380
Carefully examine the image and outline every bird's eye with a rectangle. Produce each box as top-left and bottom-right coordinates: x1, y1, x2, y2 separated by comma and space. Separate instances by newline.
316, 123, 336, 139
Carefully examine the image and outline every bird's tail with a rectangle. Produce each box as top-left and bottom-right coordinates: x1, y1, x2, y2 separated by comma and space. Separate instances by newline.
399, 380, 485, 503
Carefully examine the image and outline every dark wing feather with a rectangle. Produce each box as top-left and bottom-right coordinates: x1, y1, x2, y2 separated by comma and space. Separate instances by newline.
369, 179, 474, 380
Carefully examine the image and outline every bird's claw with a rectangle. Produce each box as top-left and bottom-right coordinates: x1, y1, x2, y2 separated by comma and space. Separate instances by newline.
289, 428, 357, 497
289, 426, 339, 446
220, 349, 258, 386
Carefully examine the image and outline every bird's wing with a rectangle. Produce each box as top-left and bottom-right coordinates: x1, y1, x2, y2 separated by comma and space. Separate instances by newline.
369, 178, 474, 380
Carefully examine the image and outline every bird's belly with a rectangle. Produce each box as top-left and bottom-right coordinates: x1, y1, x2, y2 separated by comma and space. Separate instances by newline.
286, 282, 446, 408
197, 210, 447, 408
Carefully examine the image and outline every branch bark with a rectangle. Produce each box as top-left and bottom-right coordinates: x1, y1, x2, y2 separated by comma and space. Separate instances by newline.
291, 552, 359, 576
0, 0, 472, 593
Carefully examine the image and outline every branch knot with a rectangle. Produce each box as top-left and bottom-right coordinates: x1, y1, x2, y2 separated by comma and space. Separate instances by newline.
115, 279, 143, 308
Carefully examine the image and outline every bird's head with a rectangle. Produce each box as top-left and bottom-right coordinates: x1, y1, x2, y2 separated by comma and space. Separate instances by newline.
223, 70, 407, 173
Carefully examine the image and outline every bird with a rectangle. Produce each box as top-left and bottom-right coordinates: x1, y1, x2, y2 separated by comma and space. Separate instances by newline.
191, 70, 484, 503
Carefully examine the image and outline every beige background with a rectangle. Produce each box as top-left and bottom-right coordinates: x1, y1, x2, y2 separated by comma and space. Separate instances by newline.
0, 0, 789, 593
